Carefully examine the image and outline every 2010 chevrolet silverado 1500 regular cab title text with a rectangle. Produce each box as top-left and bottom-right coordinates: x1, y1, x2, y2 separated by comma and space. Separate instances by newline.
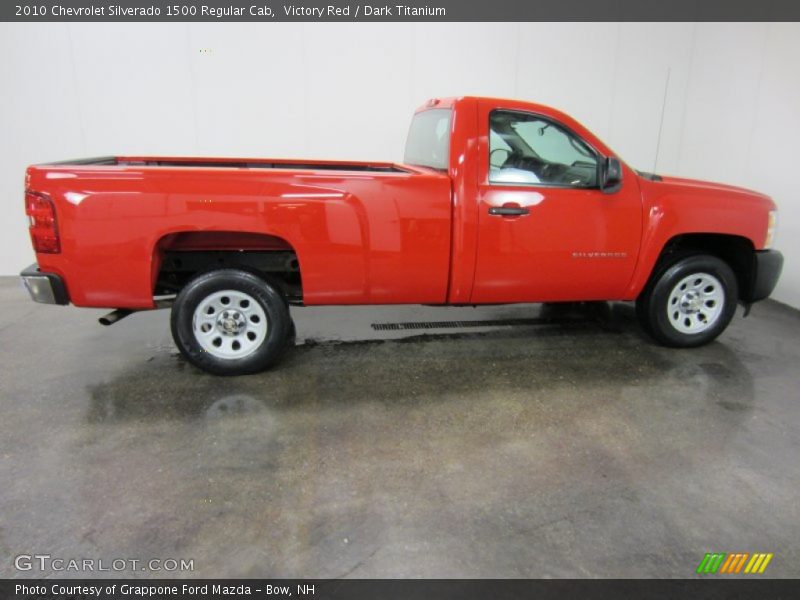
21, 96, 783, 375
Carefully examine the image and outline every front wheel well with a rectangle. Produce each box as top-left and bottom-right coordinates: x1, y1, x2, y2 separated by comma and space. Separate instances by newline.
648, 233, 757, 303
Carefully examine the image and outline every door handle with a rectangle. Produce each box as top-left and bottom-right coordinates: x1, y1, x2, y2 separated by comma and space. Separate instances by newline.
488, 206, 530, 216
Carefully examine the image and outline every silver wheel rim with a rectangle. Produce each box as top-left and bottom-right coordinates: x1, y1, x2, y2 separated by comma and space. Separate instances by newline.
667, 272, 725, 334
192, 290, 268, 360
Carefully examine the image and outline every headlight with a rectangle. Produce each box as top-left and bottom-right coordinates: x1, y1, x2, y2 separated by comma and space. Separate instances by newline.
765, 210, 778, 249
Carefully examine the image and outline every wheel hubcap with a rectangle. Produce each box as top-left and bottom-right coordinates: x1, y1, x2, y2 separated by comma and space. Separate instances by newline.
193, 290, 268, 359
667, 272, 725, 334
217, 310, 246, 335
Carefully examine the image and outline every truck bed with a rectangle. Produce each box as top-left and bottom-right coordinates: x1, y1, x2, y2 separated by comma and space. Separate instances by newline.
26, 156, 453, 310
42, 155, 408, 173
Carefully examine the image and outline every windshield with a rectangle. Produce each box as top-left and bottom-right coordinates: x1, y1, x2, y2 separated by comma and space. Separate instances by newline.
404, 108, 452, 170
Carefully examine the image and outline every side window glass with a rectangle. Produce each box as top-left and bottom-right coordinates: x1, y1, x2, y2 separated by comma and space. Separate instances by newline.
489, 110, 598, 188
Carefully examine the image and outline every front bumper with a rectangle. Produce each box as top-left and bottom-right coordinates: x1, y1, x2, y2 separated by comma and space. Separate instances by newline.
749, 250, 784, 302
20, 263, 69, 305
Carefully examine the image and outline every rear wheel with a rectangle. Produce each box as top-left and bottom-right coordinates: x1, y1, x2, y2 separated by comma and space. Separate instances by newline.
171, 269, 291, 375
636, 254, 738, 347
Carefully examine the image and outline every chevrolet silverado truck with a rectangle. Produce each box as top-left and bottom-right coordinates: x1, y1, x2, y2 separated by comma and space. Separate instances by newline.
21, 96, 783, 375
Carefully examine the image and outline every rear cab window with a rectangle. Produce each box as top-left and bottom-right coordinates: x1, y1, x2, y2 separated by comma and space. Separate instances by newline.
404, 108, 452, 171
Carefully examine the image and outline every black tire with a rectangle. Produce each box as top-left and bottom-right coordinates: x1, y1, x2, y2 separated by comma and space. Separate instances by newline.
170, 269, 291, 375
636, 254, 738, 348
285, 318, 297, 349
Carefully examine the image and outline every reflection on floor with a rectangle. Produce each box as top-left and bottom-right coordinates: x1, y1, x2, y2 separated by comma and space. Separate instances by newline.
1, 278, 798, 578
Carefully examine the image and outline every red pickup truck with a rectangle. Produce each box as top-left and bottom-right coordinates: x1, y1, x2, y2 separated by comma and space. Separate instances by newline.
21, 96, 782, 375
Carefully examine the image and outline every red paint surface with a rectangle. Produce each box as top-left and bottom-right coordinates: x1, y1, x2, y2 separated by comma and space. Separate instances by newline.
25, 97, 776, 309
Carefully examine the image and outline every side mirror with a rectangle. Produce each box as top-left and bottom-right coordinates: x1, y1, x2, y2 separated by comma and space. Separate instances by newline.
600, 157, 622, 194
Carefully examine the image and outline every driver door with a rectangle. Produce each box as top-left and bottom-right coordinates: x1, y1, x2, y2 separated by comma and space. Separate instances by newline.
470, 103, 642, 303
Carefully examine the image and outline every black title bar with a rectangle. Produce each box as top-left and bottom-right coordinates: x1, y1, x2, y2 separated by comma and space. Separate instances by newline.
5, 579, 800, 600
4, 0, 800, 22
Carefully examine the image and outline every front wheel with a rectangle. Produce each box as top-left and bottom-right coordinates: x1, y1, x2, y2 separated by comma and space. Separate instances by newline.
171, 269, 291, 375
636, 254, 738, 348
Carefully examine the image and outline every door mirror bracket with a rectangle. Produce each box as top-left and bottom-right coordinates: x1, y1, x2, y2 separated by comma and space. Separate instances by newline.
601, 157, 623, 194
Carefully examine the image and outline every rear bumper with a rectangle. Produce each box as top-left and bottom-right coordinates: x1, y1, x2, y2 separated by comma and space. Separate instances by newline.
749, 250, 784, 302
20, 263, 69, 305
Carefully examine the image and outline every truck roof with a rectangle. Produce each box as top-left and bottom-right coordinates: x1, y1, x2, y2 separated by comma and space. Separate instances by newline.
416, 95, 559, 114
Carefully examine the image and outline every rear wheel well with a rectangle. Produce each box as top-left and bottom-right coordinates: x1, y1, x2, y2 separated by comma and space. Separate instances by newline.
153, 231, 303, 303
649, 233, 756, 302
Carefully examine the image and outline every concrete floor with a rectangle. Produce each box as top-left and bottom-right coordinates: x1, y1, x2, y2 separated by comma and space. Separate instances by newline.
1, 277, 799, 578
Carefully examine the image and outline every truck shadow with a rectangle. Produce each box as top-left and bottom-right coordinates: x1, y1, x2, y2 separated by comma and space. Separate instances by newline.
85, 301, 755, 424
